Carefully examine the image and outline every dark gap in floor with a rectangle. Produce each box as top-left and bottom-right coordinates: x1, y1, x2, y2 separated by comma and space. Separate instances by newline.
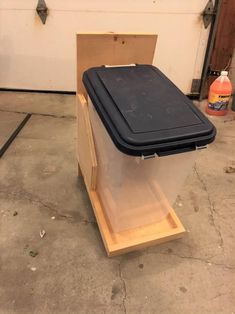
0, 114, 32, 158
0, 109, 75, 120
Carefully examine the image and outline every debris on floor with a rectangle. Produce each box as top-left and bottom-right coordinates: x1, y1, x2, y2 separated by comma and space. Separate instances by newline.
39, 229, 46, 238
30, 266, 37, 272
29, 250, 39, 258
224, 166, 235, 173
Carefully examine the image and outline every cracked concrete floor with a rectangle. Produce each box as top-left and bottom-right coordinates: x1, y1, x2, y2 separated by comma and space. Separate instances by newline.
0, 91, 235, 314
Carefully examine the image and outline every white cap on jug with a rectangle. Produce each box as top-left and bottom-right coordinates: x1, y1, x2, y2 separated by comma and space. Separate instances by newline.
221, 70, 228, 76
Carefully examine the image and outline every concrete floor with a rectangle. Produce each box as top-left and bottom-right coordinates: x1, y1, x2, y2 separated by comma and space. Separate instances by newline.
0, 91, 235, 314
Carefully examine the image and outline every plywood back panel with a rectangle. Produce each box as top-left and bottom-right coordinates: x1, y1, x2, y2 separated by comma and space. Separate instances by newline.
77, 33, 157, 95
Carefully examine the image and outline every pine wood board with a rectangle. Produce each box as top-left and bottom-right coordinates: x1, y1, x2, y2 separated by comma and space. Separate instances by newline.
77, 93, 97, 190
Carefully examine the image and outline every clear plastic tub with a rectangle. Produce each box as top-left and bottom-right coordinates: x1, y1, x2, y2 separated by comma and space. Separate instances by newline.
88, 98, 197, 233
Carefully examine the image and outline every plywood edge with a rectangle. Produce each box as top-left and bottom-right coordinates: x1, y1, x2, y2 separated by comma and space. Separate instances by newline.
88, 189, 185, 257
76, 32, 158, 36
109, 229, 185, 257
77, 93, 97, 190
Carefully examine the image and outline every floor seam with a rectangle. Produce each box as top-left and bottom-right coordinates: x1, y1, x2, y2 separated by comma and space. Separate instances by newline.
0, 114, 31, 158
0, 108, 75, 120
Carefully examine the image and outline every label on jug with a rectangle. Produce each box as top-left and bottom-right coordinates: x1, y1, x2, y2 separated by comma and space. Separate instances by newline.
208, 93, 230, 111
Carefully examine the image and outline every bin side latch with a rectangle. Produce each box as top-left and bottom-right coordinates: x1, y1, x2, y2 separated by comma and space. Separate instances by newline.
141, 145, 208, 159
196, 145, 208, 150
141, 153, 158, 160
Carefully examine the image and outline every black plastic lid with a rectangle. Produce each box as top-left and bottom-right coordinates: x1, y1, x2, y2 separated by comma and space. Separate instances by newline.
83, 65, 216, 156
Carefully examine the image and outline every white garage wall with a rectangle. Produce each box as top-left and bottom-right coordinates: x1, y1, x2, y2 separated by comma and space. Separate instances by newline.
0, 0, 210, 93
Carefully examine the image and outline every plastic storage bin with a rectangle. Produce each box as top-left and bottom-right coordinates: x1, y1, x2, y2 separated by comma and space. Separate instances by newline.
83, 65, 216, 233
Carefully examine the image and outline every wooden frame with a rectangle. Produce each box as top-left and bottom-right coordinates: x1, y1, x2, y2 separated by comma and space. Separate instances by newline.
77, 33, 158, 96
76, 33, 186, 256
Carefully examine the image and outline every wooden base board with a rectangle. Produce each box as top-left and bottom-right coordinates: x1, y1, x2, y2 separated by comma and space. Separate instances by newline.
79, 167, 186, 256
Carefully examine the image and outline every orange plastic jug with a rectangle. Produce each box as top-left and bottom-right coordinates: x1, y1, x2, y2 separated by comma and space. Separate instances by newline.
206, 71, 232, 116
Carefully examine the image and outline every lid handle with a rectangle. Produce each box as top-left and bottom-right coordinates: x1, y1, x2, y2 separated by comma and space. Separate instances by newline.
104, 64, 136, 68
